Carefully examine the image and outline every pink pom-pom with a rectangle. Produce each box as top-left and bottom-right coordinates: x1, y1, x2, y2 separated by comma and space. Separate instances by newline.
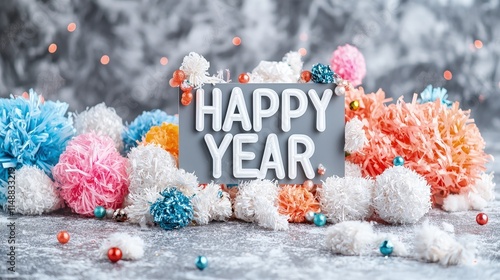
53, 133, 129, 216
330, 44, 366, 87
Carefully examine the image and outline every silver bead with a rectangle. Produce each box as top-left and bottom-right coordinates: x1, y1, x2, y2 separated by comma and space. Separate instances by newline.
305, 211, 316, 222
106, 208, 114, 219
335, 86, 346, 96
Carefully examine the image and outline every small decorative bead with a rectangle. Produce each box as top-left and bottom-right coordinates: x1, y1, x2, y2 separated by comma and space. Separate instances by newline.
379, 240, 394, 256
303, 180, 314, 191
393, 156, 405, 166
169, 78, 181, 88
94, 206, 106, 219
349, 100, 360, 111
317, 164, 326, 175
300, 70, 312, 83
108, 247, 123, 263
106, 208, 114, 219
195, 255, 208, 270
476, 213, 488, 225
173, 70, 186, 81
113, 209, 128, 222
57, 231, 70, 244
334, 86, 346, 96
305, 211, 316, 222
313, 213, 327, 227
238, 73, 250, 84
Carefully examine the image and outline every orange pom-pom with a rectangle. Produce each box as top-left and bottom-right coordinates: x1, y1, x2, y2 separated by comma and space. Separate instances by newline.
277, 185, 320, 223
143, 123, 179, 159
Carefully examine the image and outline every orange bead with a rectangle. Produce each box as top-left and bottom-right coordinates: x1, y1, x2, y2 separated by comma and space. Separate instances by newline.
303, 180, 314, 191
107, 247, 122, 263
181, 97, 192, 106
173, 70, 186, 81
184, 92, 193, 100
301, 70, 312, 83
57, 231, 70, 244
169, 78, 181, 88
238, 73, 250, 84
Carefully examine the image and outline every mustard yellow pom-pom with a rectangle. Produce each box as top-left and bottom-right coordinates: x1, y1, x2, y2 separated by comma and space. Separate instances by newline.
143, 123, 179, 159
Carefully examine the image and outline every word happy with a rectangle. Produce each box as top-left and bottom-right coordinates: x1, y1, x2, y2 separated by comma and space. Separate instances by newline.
196, 87, 333, 180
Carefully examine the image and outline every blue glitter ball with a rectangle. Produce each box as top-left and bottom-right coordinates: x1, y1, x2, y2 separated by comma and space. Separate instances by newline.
418, 85, 452, 108
313, 213, 327, 227
393, 156, 405, 166
94, 206, 106, 219
379, 240, 394, 256
150, 188, 194, 230
311, 63, 335, 84
195, 255, 208, 271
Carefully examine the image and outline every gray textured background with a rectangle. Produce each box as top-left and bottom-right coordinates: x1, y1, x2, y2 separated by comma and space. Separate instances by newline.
1, 0, 499, 132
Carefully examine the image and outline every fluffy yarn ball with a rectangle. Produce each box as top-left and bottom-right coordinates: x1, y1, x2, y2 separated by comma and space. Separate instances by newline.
318, 176, 373, 223
277, 185, 320, 223
345, 117, 367, 153
143, 123, 179, 159
191, 182, 232, 225
123, 110, 178, 153
53, 133, 129, 216
150, 188, 194, 230
250, 61, 297, 83
373, 166, 431, 224
330, 44, 366, 87
282, 51, 303, 80
345, 161, 362, 177
13, 166, 63, 215
326, 221, 377, 255
311, 63, 334, 84
124, 188, 162, 227
72, 103, 124, 151
418, 85, 452, 108
99, 233, 145, 260
0, 90, 74, 205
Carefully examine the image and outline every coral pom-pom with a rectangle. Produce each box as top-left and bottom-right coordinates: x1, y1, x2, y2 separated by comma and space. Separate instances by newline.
277, 185, 320, 223
53, 133, 129, 216
143, 123, 179, 159
330, 44, 366, 87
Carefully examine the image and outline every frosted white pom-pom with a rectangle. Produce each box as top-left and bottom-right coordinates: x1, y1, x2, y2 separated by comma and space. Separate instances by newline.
13, 166, 63, 215
318, 176, 373, 223
124, 188, 162, 227
282, 51, 303, 80
99, 233, 145, 260
345, 161, 362, 177
250, 61, 297, 83
191, 182, 232, 225
414, 221, 476, 266
326, 221, 377, 255
72, 103, 124, 151
373, 166, 431, 224
471, 172, 496, 202
170, 168, 199, 197
442, 173, 495, 212
442, 194, 470, 212
345, 118, 367, 153
234, 179, 288, 231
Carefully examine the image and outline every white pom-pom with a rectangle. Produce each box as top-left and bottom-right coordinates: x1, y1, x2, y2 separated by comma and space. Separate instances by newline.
127, 144, 177, 195
13, 166, 63, 215
373, 166, 431, 224
345, 161, 362, 177
250, 61, 297, 83
471, 172, 496, 202
468, 192, 488, 210
318, 176, 373, 223
345, 118, 367, 153
191, 182, 232, 225
414, 221, 476, 266
124, 188, 161, 227
179, 52, 226, 88
170, 168, 199, 197
99, 233, 145, 261
72, 103, 124, 151
442, 194, 470, 212
326, 221, 377, 255
234, 179, 288, 231
442, 222, 455, 233
282, 51, 303, 79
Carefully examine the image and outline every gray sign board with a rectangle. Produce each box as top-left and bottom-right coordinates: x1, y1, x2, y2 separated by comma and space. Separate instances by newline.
179, 83, 345, 184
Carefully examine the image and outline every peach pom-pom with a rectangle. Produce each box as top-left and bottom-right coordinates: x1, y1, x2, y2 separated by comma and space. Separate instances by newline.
143, 123, 179, 159
330, 44, 366, 87
277, 185, 320, 223
53, 133, 129, 216
345, 87, 392, 124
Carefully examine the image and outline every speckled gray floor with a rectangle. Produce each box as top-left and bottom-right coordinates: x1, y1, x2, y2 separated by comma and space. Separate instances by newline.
1, 131, 499, 280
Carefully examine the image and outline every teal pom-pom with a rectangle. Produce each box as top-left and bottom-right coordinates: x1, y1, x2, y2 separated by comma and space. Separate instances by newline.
418, 85, 452, 108
0, 89, 74, 206
150, 188, 193, 230
311, 63, 335, 84
122, 110, 178, 153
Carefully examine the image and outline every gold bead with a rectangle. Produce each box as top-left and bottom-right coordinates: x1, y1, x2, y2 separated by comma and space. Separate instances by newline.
349, 100, 360, 111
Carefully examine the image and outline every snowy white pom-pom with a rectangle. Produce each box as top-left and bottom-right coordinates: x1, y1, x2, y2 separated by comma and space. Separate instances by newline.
318, 176, 373, 223
442, 194, 470, 212
373, 166, 431, 224
124, 188, 162, 227
191, 182, 232, 225
72, 103, 124, 151
127, 144, 177, 195
414, 221, 476, 266
282, 51, 303, 79
345, 118, 367, 153
234, 179, 288, 231
326, 221, 377, 255
345, 161, 362, 177
250, 61, 297, 83
442, 173, 495, 212
99, 233, 145, 261
471, 172, 496, 202
170, 168, 199, 197
180, 52, 211, 88
13, 166, 63, 215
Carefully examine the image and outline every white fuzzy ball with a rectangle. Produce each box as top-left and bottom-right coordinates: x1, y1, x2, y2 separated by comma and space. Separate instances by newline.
72, 103, 124, 151
326, 221, 377, 255
471, 172, 496, 202
345, 161, 362, 177
282, 51, 303, 80
373, 166, 431, 224
234, 179, 288, 231
442, 194, 470, 212
250, 61, 297, 83
99, 233, 145, 260
345, 118, 367, 153
318, 176, 373, 223
191, 182, 232, 225
14, 166, 63, 215
124, 188, 161, 227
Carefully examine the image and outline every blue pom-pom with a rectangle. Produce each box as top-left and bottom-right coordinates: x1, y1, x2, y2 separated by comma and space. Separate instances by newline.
418, 85, 452, 108
311, 63, 335, 84
0, 89, 74, 206
122, 110, 178, 153
150, 188, 193, 230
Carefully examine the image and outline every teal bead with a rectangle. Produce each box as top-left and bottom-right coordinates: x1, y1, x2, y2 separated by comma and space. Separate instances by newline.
94, 206, 106, 219
393, 156, 405, 166
313, 213, 327, 227
379, 240, 394, 256
195, 255, 208, 270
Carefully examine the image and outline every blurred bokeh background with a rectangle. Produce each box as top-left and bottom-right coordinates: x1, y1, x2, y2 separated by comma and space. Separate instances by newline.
1, 0, 499, 131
